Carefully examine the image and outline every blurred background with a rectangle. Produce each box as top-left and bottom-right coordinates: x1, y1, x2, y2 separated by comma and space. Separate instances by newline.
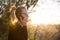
0, 0, 60, 40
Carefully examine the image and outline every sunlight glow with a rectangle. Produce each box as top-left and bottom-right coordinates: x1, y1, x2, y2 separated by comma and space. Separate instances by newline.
28, 0, 60, 25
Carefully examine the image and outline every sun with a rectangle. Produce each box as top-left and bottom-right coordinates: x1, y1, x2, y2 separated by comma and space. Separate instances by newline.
28, 12, 49, 25
28, 0, 60, 25
28, 12, 60, 25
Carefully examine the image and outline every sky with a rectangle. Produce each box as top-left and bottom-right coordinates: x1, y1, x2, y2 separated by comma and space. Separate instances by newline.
28, 0, 60, 24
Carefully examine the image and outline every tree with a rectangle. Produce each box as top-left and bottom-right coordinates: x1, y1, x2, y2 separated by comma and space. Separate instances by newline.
0, 0, 38, 23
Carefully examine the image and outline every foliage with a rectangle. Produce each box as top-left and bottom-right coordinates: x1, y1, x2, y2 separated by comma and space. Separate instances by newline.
27, 24, 60, 40
0, 0, 38, 23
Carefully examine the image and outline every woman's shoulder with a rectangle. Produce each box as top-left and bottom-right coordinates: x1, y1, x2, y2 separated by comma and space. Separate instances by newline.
11, 22, 22, 29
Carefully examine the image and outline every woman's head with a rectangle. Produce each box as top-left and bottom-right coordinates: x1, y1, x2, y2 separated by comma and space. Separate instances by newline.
16, 7, 28, 20
15, 7, 28, 26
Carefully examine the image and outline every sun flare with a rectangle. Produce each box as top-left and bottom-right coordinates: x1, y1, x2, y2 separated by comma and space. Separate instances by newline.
28, 11, 60, 25
28, 0, 60, 25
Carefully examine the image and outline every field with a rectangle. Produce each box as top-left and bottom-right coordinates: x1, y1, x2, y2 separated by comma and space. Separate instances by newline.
27, 23, 60, 40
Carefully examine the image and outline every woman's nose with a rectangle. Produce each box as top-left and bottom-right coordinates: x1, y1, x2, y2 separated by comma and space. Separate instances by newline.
26, 14, 29, 17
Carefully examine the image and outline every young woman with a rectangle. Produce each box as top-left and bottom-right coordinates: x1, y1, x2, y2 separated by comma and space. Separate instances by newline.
8, 7, 28, 40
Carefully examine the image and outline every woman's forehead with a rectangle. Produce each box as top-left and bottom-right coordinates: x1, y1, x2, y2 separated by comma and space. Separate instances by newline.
21, 9, 27, 13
